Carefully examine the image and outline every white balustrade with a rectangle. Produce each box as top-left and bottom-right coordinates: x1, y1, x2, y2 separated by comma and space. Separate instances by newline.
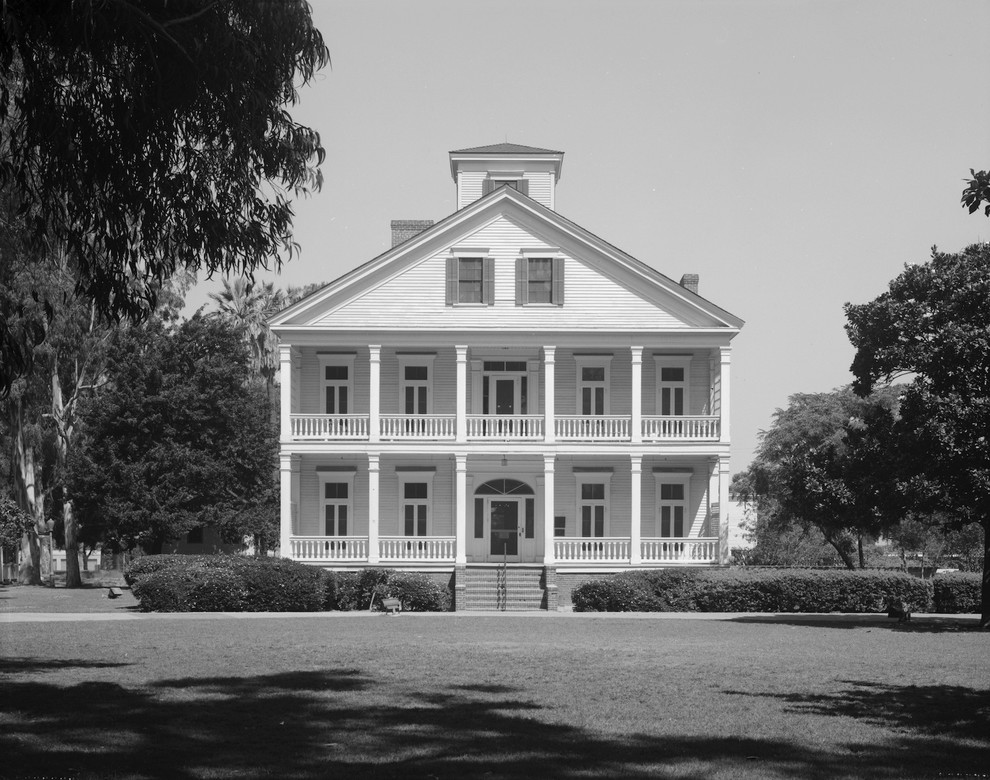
466, 415, 544, 440
640, 537, 718, 563
290, 415, 370, 440
554, 537, 630, 562
555, 415, 630, 441
641, 416, 719, 441
291, 536, 369, 561
379, 415, 456, 440
379, 536, 456, 561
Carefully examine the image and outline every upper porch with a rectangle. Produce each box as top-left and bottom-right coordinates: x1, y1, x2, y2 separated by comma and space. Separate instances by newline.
279, 343, 732, 446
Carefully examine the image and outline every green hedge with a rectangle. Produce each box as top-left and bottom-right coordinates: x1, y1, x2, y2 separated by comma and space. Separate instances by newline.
932, 573, 983, 614
128, 555, 326, 612
322, 569, 451, 612
127, 556, 452, 613
572, 569, 937, 613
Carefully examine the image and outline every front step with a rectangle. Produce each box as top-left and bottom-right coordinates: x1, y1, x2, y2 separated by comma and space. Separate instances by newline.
458, 566, 547, 611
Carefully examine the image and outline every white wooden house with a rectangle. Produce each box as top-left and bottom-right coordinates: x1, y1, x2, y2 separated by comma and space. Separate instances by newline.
269, 143, 743, 610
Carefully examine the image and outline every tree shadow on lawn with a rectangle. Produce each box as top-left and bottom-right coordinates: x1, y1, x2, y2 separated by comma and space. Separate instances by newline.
1, 665, 987, 779
729, 615, 981, 632
727, 680, 990, 743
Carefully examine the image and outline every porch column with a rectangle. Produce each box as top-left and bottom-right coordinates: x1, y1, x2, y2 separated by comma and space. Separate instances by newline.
279, 453, 293, 558
708, 458, 719, 537
630, 346, 642, 444
455, 453, 468, 565
719, 455, 731, 564
455, 346, 468, 443
543, 346, 555, 442
543, 455, 555, 565
629, 454, 642, 564
279, 344, 293, 439
369, 345, 381, 443
719, 346, 731, 444
367, 453, 380, 564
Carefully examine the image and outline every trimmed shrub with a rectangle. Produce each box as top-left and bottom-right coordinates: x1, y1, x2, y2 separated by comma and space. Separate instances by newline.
933, 573, 982, 614
321, 570, 359, 611
130, 555, 327, 612
123, 554, 190, 587
383, 572, 452, 612
572, 568, 934, 613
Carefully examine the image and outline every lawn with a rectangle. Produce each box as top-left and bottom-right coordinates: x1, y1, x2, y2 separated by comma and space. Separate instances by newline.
0, 596, 986, 779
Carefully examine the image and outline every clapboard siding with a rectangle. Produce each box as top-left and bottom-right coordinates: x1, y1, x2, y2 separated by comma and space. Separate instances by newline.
316, 215, 688, 331
641, 458, 710, 537
378, 459, 455, 536
299, 462, 368, 536
458, 171, 554, 209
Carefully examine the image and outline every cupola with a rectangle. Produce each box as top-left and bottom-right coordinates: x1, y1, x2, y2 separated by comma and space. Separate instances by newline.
449, 143, 564, 211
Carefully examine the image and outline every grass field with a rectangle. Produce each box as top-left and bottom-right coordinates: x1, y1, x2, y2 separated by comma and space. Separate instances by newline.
0, 587, 987, 779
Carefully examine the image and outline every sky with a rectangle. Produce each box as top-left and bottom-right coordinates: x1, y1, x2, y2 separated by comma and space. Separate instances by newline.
187, 0, 990, 473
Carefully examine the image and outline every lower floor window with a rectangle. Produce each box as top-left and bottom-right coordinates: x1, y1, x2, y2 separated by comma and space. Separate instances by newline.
580, 483, 606, 537
324, 482, 349, 536
658, 482, 686, 537
403, 482, 428, 536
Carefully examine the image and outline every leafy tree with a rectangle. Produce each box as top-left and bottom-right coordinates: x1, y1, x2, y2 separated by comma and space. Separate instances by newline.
68, 315, 278, 554
0, 1, 329, 394
209, 278, 286, 386
962, 169, 990, 217
845, 243, 990, 627
735, 387, 902, 569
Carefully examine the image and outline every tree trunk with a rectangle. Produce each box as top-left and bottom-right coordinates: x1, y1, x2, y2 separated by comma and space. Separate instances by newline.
51, 359, 83, 588
858, 535, 866, 569
981, 519, 989, 630
11, 399, 45, 585
62, 501, 82, 587
825, 532, 857, 570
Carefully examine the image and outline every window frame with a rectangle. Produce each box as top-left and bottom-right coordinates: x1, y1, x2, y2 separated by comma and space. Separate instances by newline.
318, 353, 356, 416
574, 470, 612, 538
397, 354, 435, 415
655, 355, 692, 416
397, 468, 435, 537
483, 174, 529, 196
652, 471, 691, 539
574, 355, 612, 416
515, 251, 565, 306
319, 470, 356, 538
446, 249, 494, 306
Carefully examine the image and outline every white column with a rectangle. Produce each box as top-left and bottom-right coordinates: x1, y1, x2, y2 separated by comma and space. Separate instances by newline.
455, 454, 468, 564
456, 346, 468, 443
543, 455, 555, 565
629, 454, 642, 564
719, 346, 731, 444
719, 455, 731, 564
367, 453, 380, 563
543, 346, 555, 442
369, 345, 381, 443
279, 453, 293, 558
708, 458, 719, 536
279, 344, 293, 439
630, 346, 642, 444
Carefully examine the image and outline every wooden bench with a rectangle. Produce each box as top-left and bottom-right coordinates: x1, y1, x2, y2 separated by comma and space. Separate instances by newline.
382, 597, 401, 615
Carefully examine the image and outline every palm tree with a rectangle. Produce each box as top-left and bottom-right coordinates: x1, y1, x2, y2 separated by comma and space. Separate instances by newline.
209, 278, 285, 387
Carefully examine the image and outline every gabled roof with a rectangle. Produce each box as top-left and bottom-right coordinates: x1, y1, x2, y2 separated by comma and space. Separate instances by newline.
270, 184, 744, 332
449, 142, 563, 155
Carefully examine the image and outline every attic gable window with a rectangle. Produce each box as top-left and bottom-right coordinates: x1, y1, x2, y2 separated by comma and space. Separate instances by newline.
483, 177, 529, 196
446, 254, 494, 305
515, 256, 564, 306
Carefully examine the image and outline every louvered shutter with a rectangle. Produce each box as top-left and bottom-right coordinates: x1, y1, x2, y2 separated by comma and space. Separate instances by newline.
552, 257, 565, 305
482, 257, 494, 305
445, 257, 457, 305
518, 179, 529, 196
515, 257, 527, 305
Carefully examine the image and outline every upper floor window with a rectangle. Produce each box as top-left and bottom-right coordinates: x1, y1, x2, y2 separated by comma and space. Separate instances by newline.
398, 354, 435, 415
515, 255, 564, 306
656, 356, 691, 416
446, 253, 493, 305
483, 177, 529, 196
575, 355, 612, 416
319, 354, 356, 415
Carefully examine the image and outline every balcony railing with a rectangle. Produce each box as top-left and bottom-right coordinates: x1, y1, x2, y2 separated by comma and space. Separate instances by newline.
555, 537, 631, 562
288, 413, 721, 442
641, 537, 718, 563
379, 536, 455, 561
466, 415, 544, 440
291, 536, 369, 561
641, 416, 719, 441
291, 415, 369, 440
555, 415, 630, 441
379, 415, 456, 440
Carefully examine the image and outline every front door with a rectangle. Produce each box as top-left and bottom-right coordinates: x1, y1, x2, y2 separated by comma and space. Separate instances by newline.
490, 500, 519, 557
495, 379, 516, 415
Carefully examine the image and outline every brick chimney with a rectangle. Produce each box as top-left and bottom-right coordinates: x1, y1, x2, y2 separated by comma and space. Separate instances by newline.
391, 220, 434, 248
679, 274, 699, 294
